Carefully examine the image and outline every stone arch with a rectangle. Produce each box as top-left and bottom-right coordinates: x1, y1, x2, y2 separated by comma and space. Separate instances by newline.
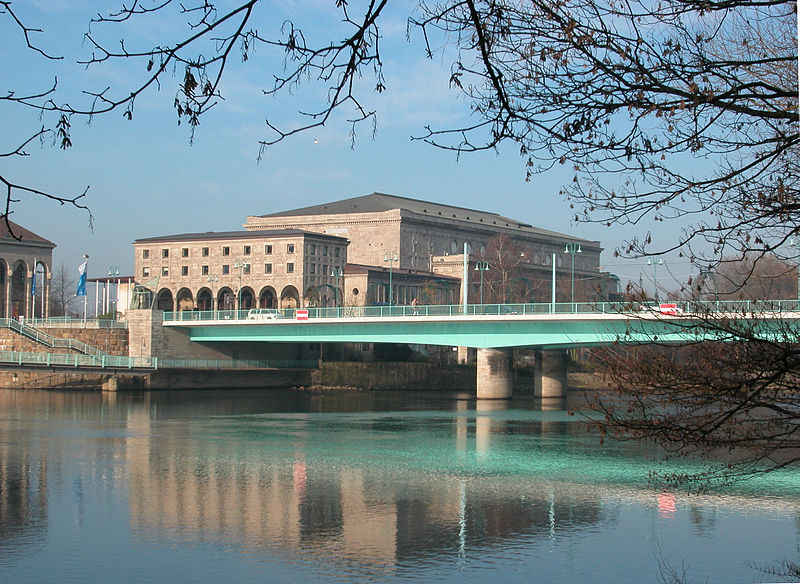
156, 288, 174, 311
10, 261, 27, 318
280, 285, 300, 309
176, 287, 195, 311
239, 286, 255, 310
196, 287, 213, 311
217, 287, 235, 311
258, 286, 277, 308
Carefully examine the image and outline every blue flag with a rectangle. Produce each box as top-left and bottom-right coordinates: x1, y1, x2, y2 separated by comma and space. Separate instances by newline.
76, 260, 87, 297
31, 269, 36, 297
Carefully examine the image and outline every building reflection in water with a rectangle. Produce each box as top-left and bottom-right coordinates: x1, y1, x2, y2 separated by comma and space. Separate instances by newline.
122, 394, 607, 571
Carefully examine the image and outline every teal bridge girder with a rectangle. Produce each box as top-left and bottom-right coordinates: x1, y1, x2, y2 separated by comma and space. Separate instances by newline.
162, 301, 800, 349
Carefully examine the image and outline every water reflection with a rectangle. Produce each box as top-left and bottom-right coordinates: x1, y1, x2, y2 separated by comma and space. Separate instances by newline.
0, 389, 799, 583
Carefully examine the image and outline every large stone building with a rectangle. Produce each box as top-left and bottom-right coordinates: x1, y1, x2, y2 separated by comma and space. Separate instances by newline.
0, 221, 55, 318
134, 192, 607, 311
246, 193, 604, 305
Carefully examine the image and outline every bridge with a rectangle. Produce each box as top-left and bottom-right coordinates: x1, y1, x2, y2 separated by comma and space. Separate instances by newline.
158, 300, 800, 399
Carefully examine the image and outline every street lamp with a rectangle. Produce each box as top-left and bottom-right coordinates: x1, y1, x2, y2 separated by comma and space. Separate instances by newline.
108, 266, 119, 317
207, 274, 219, 312
330, 266, 343, 306
383, 251, 398, 307
233, 260, 250, 313
790, 238, 800, 304
647, 257, 664, 302
564, 242, 582, 305
699, 267, 719, 302
474, 260, 489, 305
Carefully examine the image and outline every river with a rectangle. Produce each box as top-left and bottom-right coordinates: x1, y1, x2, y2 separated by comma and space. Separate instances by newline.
0, 388, 798, 583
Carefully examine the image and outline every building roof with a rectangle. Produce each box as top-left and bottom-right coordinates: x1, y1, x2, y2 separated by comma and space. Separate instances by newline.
254, 192, 597, 244
0, 219, 56, 247
134, 229, 348, 244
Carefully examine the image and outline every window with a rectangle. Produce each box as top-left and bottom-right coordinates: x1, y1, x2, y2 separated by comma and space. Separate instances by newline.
142, 267, 150, 277
309, 264, 316, 274
222, 246, 230, 256
309, 243, 316, 255
322, 265, 328, 278
202, 247, 209, 257
182, 248, 189, 257
162, 266, 169, 276
162, 248, 169, 258
202, 265, 209, 275
222, 264, 230, 275
142, 249, 150, 259
265, 244, 273, 254
243, 264, 251, 274
323, 245, 328, 256
287, 262, 294, 273
287, 244, 295, 254
181, 266, 189, 276
265, 263, 272, 274
244, 245, 251, 255
334, 247, 340, 258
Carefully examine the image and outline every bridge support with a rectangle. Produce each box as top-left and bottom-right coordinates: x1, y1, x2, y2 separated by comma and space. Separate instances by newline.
101, 375, 118, 392
476, 348, 513, 399
535, 349, 567, 399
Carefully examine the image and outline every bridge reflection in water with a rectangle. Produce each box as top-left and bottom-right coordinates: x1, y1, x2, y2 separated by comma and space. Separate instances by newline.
1, 389, 798, 583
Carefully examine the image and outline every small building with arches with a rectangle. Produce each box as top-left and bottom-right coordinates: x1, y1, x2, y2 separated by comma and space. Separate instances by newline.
133, 229, 348, 311
0, 220, 55, 318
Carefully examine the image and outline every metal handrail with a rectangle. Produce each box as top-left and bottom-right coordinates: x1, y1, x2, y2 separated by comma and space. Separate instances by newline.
0, 351, 317, 371
162, 299, 800, 322
0, 319, 108, 357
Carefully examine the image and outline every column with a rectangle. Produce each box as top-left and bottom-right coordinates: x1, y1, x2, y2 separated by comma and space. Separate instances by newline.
535, 349, 567, 399
476, 347, 513, 399
4, 266, 10, 318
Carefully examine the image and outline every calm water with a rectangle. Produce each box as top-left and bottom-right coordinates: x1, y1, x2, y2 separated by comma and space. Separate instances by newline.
1, 389, 798, 583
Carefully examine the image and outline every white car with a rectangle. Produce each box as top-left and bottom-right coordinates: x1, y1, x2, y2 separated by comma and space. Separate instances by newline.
247, 308, 282, 320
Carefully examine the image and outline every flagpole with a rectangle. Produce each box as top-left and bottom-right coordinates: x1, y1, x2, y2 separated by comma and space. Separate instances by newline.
82, 254, 89, 325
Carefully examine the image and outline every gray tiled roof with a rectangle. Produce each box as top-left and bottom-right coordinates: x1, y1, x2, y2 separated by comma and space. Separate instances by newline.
257, 192, 597, 244
134, 229, 348, 244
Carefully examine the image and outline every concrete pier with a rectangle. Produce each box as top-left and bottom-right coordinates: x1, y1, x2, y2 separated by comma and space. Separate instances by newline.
476, 347, 513, 399
535, 349, 567, 399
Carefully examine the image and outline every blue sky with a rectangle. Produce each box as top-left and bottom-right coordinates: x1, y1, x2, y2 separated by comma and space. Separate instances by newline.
1, 0, 698, 293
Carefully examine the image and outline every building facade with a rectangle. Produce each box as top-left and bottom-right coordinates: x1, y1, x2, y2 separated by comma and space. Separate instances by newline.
133, 230, 348, 311
134, 193, 608, 311
0, 221, 55, 318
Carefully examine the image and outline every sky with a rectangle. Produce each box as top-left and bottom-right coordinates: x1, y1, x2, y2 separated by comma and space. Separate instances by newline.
0, 0, 702, 295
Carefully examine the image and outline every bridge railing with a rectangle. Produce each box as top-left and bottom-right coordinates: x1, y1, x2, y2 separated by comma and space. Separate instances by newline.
0, 351, 157, 369
161, 299, 800, 322
0, 351, 317, 371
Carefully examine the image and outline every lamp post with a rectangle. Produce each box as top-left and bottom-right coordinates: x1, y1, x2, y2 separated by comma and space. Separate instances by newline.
233, 260, 249, 313
647, 257, 664, 302
699, 267, 719, 303
474, 260, 489, 305
564, 242, 582, 305
207, 274, 219, 313
383, 251, 398, 307
108, 266, 119, 317
330, 266, 343, 307
790, 238, 800, 305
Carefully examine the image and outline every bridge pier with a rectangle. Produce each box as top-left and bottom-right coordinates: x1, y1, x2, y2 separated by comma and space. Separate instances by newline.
101, 375, 118, 392
476, 348, 513, 399
535, 349, 567, 399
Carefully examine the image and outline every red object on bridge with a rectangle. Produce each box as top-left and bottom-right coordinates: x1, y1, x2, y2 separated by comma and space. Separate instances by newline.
296, 309, 309, 320
659, 303, 679, 315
